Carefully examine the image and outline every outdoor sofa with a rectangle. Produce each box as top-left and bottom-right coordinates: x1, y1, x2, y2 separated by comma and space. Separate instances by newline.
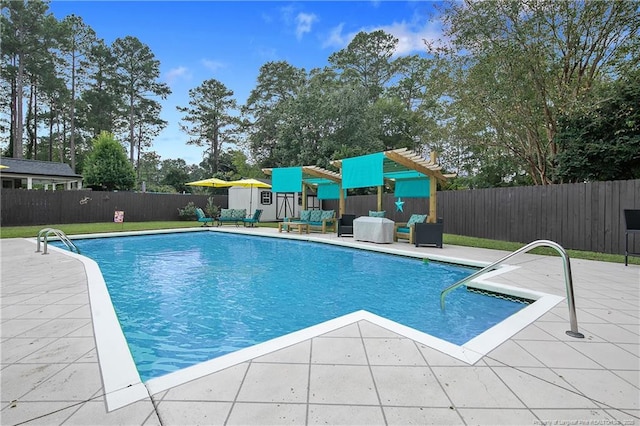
217, 208, 246, 226
287, 209, 336, 233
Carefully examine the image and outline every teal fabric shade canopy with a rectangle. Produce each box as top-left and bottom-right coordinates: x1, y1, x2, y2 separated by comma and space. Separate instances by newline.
271, 167, 302, 193
394, 177, 430, 198
341, 152, 385, 189
268, 166, 342, 198
317, 183, 343, 200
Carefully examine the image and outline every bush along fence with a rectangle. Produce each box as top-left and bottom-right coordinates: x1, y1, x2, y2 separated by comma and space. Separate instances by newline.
0, 189, 228, 227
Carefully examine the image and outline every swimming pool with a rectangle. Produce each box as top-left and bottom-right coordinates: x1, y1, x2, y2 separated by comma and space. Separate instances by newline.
70, 231, 528, 381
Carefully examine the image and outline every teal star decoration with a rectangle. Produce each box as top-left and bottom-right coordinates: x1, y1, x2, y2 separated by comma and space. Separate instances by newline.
395, 197, 405, 212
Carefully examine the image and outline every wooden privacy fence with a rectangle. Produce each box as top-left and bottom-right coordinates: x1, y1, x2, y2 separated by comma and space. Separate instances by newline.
324, 179, 640, 255
2, 180, 638, 255
0, 190, 228, 226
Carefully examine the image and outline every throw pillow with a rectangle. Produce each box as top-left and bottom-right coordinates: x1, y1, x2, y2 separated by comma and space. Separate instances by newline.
369, 210, 385, 218
407, 214, 427, 226
300, 210, 311, 221
320, 210, 334, 220
309, 210, 322, 222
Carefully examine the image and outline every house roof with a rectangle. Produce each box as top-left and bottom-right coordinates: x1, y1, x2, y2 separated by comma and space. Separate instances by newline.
0, 157, 82, 178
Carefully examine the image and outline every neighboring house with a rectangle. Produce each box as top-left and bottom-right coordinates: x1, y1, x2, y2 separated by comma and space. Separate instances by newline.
0, 157, 83, 190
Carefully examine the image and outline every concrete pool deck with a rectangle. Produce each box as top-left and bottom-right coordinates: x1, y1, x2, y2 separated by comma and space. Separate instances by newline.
1, 228, 638, 425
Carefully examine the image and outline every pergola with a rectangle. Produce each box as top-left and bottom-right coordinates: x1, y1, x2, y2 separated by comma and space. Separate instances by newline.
266, 149, 452, 221
262, 165, 343, 210
332, 148, 452, 222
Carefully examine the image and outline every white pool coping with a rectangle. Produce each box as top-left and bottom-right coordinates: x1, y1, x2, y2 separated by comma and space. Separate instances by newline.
31, 228, 564, 411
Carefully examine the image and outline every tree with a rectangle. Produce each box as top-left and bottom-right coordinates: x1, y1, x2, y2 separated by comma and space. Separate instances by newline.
111, 36, 170, 164
83, 131, 135, 190
554, 70, 640, 182
242, 61, 306, 167
133, 98, 166, 178
79, 39, 121, 137
162, 168, 189, 193
433, 0, 640, 184
177, 79, 240, 173
1, 0, 51, 158
329, 30, 399, 102
57, 14, 96, 171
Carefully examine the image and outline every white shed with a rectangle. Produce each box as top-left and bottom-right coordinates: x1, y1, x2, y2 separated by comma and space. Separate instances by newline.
228, 186, 319, 222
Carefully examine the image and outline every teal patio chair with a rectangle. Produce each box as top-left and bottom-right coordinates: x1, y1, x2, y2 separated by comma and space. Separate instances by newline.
394, 214, 427, 244
195, 208, 215, 227
243, 209, 263, 227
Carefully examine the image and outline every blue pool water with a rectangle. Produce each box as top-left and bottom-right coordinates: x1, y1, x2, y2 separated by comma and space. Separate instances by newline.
68, 232, 526, 381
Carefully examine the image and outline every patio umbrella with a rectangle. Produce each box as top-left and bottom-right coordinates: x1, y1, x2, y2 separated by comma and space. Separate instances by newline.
186, 178, 233, 188
226, 178, 272, 216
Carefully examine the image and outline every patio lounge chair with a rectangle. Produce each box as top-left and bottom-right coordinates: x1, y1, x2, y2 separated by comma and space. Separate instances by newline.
243, 209, 263, 227
337, 214, 356, 237
195, 208, 215, 227
394, 214, 427, 244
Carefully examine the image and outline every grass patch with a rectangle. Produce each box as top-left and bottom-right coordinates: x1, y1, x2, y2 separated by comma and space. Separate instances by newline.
444, 234, 639, 265
1, 221, 637, 265
0, 221, 204, 239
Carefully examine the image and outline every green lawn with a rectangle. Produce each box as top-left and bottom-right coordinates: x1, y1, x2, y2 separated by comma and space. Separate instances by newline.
1, 221, 637, 265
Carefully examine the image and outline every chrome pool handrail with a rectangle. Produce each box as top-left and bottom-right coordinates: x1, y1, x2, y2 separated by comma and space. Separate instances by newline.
439, 239, 584, 339
36, 228, 81, 255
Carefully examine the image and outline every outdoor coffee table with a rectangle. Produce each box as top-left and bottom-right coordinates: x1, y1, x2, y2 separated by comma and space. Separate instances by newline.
278, 221, 309, 234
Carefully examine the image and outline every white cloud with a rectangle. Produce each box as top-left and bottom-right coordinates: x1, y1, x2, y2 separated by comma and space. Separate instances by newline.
295, 12, 318, 40
164, 66, 190, 84
322, 23, 347, 49
201, 59, 226, 73
321, 19, 443, 56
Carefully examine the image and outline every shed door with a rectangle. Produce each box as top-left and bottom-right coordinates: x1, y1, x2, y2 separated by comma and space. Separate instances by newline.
275, 193, 295, 220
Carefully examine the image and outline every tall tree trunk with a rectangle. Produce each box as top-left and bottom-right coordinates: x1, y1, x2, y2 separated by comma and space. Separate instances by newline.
48, 106, 54, 161
9, 69, 16, 157
129, 95, 135, 164
136, 121, 142, 180
69, 50, 77, 171
26, 84, 34, 159
15, 51, 24, 158
212, 126, 220, 173
33, 84, 37, 159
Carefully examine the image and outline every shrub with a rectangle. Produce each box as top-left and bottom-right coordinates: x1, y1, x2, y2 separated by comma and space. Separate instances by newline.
178, 202, 198, 220
205, 196, 220, 219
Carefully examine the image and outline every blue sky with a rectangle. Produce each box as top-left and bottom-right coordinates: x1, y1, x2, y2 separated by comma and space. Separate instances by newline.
48, 1, 444, 166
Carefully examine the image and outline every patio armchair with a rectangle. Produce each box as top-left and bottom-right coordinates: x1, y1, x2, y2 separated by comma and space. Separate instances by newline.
394, 214, 427, 244
242, 209, 263, 227
624, 209, 640, 266
414, 218, 444, 248
337, 214, 356, 237
195, 208, 215, 227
